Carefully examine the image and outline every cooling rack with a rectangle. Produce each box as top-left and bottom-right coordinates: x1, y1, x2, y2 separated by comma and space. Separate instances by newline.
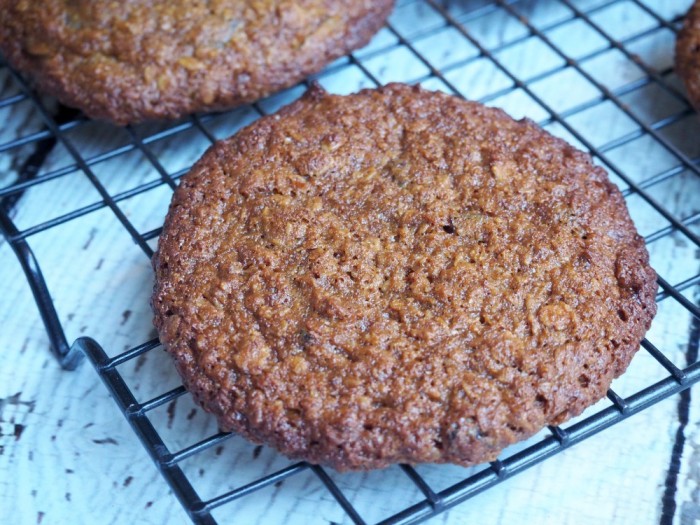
1, 0, 699, 523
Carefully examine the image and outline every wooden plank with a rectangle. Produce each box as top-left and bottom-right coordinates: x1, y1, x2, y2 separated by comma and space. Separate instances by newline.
1, 0, 698, 524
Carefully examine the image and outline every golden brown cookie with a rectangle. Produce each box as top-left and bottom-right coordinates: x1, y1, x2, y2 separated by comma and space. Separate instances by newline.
0, 0, 393, 124
152, 84, 657, 470
677, 0, 700, 110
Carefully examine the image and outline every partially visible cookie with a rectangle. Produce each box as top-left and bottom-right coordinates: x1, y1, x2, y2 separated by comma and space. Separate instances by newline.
677, 0, 700, 110
152, 83, 657, 471
0, 0, 393, 125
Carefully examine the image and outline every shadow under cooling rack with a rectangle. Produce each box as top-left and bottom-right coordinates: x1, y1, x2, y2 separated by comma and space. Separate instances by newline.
1, 0, 700, 524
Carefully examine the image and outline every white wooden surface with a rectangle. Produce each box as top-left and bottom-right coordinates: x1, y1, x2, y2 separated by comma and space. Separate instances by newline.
1, 0, 699, 524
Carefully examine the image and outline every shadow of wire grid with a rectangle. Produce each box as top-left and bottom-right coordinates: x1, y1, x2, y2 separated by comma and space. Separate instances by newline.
1, 0, 699, 523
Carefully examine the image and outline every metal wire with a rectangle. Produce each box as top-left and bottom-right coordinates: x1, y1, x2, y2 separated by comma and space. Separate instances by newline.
1, 0, 699, 523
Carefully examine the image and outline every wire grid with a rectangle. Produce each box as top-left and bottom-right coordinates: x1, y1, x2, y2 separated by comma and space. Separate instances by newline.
1, 0, 700, 523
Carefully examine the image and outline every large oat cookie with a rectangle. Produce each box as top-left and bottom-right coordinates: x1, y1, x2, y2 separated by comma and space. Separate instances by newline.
0, 0, 392, 124
677, 0, 700, 110
153, 84, 657, 470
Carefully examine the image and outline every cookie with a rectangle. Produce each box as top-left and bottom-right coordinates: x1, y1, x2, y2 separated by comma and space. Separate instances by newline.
152, 83, 657, 471
0, 0, 393, 125
677, 0, 700, 110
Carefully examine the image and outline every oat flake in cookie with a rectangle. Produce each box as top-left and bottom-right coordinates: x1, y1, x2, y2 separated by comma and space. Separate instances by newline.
677, 0, 700, 110
0, 0, 393, 125
152, 83, 657, 471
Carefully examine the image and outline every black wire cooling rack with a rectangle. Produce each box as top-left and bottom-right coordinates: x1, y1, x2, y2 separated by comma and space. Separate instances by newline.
2, 0, 700, 523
